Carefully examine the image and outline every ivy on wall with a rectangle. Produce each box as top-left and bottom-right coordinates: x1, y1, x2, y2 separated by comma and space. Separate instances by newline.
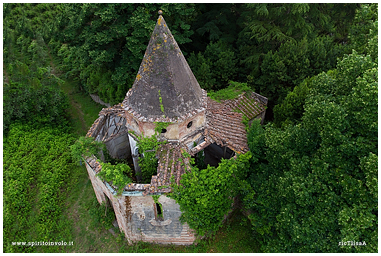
169, 152, 252, 237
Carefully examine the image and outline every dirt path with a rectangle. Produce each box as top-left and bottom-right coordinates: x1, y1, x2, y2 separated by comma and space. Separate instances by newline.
66, 89, 88, 134
45, 45, 88, 134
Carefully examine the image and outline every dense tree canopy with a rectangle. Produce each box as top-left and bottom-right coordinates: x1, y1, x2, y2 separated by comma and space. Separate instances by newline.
241, 16, 377, 251
48, 3, 197, 105
4, 3, 361, 115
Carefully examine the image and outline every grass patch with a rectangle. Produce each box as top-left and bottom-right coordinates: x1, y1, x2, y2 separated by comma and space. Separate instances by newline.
208, 81, 251, 102
61, 166, 126, 253
60, 79, 104, 135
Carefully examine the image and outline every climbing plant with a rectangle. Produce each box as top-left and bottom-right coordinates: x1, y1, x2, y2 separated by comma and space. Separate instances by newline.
97, 162, 133, 195
136, 122, 169, 183
169, 152, 252, 237
70, 136, 105, 165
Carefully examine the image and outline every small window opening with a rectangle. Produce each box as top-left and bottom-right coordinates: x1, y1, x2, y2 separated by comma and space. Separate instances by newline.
161, 128, 167, 133
155, 203, 164, 221
187, 121, 193, 128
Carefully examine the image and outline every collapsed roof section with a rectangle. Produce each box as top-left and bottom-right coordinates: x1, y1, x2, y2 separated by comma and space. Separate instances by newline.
87, 103, 126, 140
85, 91, 267, 195
122, 14, 204, 122
144, 143, 191, 195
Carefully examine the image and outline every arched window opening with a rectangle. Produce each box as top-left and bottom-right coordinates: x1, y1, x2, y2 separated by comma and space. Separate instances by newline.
154, 202, 164, 221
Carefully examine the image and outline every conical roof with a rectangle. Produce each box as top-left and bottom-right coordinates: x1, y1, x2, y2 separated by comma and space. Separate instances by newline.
123, 13, 203, 120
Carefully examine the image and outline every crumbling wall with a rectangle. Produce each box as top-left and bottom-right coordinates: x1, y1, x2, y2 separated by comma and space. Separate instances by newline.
84, 160, 128, 239
123, 195, 195, 245
84, 159, 195, 245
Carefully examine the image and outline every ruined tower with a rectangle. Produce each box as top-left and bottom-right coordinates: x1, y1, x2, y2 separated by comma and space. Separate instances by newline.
84, 11, 267, 245
122, 11, 207, 148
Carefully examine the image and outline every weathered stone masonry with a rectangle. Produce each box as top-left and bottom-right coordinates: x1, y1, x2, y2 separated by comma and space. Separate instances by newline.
84, 157, 195, 244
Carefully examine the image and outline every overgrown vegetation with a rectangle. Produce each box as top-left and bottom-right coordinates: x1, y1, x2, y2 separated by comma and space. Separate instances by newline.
4, 123, 76, 252
241, 9, 378, 251
3, 2, 377, 253
207, 81, 251, 102
169, 152, 252, 237
70, 136, 105, 164
97, 162, 133, 195
136, 122, 169, 183
70, 136, 134, 195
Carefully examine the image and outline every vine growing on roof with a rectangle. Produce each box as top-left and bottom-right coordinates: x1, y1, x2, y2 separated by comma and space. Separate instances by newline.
136, 122, 170, 183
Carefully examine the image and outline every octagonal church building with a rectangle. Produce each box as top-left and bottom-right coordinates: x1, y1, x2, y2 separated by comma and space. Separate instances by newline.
84, 11, 268, 245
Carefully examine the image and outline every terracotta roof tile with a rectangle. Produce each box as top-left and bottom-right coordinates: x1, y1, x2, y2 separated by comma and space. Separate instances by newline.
143, 143, 190, 195
205, 97, 249, 153
86, 81, 267, 195
203, 92, 267, 154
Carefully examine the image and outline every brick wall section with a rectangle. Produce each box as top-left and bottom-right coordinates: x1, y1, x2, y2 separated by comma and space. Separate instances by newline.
84, 158, 130, 239
84, 157, 195, 245
122, 196, 196, 245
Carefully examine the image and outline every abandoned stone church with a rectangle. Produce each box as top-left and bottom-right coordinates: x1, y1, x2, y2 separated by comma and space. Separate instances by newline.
84, 11, 267, 245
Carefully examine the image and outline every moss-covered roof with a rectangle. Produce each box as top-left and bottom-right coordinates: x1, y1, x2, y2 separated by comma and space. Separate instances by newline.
123, 14, 203, 120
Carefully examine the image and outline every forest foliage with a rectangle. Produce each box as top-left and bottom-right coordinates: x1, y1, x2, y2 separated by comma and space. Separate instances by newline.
3, 3, 378, 253
241, 6, 378, 251
4, 3, 362, 117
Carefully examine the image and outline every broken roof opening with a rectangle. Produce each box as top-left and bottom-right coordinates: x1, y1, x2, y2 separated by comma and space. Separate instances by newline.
203, 143, 235, 167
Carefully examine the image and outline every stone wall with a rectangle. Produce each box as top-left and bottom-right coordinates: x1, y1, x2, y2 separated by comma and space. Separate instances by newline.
123, 195, 195, 245
104, 132, 131, 159
123, 107, 206, 143
90, 94, 111, 108
84, 159, 195, 245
